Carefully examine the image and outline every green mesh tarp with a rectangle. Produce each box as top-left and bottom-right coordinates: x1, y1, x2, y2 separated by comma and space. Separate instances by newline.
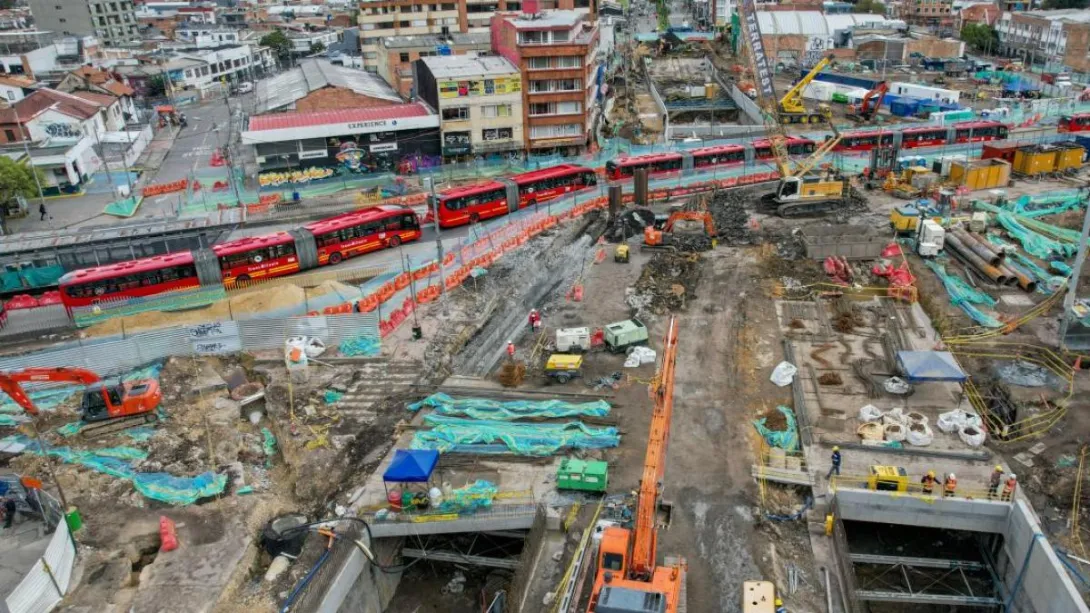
0, 434, 225, 505
437, 480, 498, 514
412, 415, 620, 456
103, 195, 144, 217
408, 392, 612, 421
752, 406, 799, 452
339, 335, 380, 357
924, 260, 1003, 328
0, 265, 66, 292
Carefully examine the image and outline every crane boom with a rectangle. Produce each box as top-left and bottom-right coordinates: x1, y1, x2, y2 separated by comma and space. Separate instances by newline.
630, 316, 680, 578
737, 0, 790, 176
779, 55, 835, 118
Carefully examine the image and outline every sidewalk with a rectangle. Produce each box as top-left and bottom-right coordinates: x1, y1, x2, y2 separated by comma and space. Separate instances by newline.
134, 125, 180, 175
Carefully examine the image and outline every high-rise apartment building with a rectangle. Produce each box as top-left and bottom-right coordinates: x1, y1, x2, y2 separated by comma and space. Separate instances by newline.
29, 0, 139, 46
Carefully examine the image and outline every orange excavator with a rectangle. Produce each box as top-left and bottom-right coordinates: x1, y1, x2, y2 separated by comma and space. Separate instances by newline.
644, 204, 717, 252
587, 316, 686, 613
847, 81, 889, 123
0, 367, 162, 437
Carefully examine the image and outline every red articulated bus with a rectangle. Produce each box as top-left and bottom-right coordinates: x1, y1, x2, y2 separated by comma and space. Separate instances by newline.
604, 152, 685, 180
305, 205, 422, 265
212, 232, 300, 286
58, 252, 205, 309
752, 136, 818, 160
59, 205, 422, 310
604, 138, 819, 180
834, 121, 1009, 152
1058, 113, 1090, 133
431, 164, 597, 228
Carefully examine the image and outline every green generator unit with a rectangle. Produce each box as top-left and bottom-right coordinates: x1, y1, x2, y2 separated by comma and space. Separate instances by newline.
557, 459, 609, 493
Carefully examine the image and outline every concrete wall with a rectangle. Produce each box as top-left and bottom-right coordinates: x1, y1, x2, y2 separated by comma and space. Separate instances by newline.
1000, 500, 1089, 613
835, 487, 1011, 534
319, 538, 402, 613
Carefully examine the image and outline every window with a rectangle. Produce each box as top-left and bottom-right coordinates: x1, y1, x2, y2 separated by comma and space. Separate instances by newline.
441, 107, 469, 121
442, 3, 456, 8
556, 56, 580, 68
481, 104, 511, 117
4, 129, 14, 141
484, 79, 495, 94
399, 52, 410, 62
530, 123, 582, 139
552, 30, 569, 42
528, 57, 550, 69
520, 30, 544, 44
482, 127, 513, 140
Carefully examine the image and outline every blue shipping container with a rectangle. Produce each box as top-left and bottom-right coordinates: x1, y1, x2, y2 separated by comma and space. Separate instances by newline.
1073, 136, 1090, 162
802, 71, 880, 91
890, 99, 920, 117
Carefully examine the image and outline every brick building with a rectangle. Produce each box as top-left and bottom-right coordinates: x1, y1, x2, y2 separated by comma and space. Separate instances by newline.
738, 11, 900, 68
491, 10, 600, 154
954, 2, 1000, 31
357, 0, 593, 72
901, 0, 955, 29
996, 9, 1090, 72
376, 32, 491, 98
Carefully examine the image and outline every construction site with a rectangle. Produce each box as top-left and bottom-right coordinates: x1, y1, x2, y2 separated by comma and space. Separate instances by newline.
4, 1, 1090, 613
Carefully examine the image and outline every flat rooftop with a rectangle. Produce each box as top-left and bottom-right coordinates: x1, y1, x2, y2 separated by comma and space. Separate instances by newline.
421, 54, 519, 79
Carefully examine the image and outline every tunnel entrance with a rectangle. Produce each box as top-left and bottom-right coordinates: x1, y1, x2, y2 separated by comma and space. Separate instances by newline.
843, 521, 1005, 612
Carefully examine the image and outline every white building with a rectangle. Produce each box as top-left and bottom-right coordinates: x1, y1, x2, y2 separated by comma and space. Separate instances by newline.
164, 44, 264, 95
287, 29, 341, 54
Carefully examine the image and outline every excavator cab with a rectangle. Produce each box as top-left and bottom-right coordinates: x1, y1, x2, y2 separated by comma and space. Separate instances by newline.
80, 379, 161, 423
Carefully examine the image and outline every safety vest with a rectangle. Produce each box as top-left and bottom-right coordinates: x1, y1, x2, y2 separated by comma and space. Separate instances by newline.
945, 477, 957, 492
1004, 478, 1016, 494
922, 476, 935, 490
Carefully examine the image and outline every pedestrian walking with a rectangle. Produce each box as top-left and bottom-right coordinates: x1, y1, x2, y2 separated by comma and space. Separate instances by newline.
944, 473, 957, 498
2, 496, 16, 529
38, 203, 47, 221
921, 470, 936, 495
989, 465, 1004, 499
506, 340, 516, 360
1002, 474, 1017, 501
826, 446, 841, 480
775, 597, 787, 613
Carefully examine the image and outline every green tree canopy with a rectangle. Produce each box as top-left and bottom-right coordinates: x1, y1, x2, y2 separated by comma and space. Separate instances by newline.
146, 74, 166, 97
960, 23, 1000, 52
853, 0, 886, 14
1042, 0, 1088, 8
0, 157, 43, 206
309, 41, 326, 54
260, 30, 293, 58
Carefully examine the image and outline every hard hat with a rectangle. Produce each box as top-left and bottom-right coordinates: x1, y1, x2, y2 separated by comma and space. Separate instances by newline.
948, 473, 956, 479
508, 340, 513, 344
531, 308, 538, 312
995, 465, 1003, 471
1010, 473, 1016, 480
775, 598, 783, 605
832, 446, 840, 451
928, 470, 935, 477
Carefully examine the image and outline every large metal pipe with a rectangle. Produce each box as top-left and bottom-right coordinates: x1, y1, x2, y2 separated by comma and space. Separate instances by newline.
945, 235, 1010, 285
996, 264, 1021, 287
949, 229, 1001, 265
952, 229, 1004, 260
1000, 262, 1039, 293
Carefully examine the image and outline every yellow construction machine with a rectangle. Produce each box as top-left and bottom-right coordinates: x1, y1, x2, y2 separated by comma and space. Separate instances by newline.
778, 54, 836, 124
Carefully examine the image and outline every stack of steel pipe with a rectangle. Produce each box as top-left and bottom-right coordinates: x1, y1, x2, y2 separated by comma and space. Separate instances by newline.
950, 229, 1002, 266
951, 229, 1036, 292
944, 234, 1011, 286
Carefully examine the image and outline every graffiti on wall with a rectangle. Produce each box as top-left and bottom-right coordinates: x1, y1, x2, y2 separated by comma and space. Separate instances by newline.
801, 36, 833, 69
258, 166, 334, 187
335, 142, 369, 172
42, 122, 83, 139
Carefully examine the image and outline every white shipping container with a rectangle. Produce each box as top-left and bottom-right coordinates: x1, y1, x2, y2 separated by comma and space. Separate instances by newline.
891, 82, 961, 104
803, 81, 834, 102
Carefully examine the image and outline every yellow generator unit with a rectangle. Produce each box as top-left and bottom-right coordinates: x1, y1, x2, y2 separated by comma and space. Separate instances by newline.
1013, 146, 1059, 176
1055, 144, 1085, 172
867, 465, 908, 492
890, 206, 922, 233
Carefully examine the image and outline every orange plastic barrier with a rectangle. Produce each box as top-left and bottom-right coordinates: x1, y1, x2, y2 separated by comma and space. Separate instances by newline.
375, 282, 396, 303
159, 516, 179, 552
307, 310, 320, 317
417, 285, 441, 304
358, 295, 380, 312
393, 272, 411, 291
443, 252, 456, 267
142, 179, 187, 198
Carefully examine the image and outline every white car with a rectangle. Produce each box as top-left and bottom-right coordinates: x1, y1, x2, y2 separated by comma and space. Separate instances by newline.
237, 82, 254, 94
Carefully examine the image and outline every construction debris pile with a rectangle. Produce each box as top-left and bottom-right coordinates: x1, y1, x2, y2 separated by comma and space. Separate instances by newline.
708, 189, 755, 245
605, 208, 656, 243
628, 252, 702, 315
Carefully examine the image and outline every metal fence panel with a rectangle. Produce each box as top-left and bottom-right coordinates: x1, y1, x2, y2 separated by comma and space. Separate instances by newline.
4, 520, 74, 613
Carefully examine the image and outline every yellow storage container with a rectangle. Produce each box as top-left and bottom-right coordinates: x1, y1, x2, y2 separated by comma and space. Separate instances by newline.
949, 159, 1011, 190
1013, 147, 1058, 175
1055, 144, 1085, 171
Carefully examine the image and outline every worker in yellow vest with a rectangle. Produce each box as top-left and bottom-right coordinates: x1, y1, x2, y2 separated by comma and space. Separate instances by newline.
1002, 474, 1017, 501
921, 470, 936, 495
988, 465, 1003, 499
943, 473, 957, 498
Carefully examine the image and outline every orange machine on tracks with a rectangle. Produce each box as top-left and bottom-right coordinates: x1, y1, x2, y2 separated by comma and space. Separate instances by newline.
644, 209, 717, 252
587, 316, 686, 613
0, 367, 161, 437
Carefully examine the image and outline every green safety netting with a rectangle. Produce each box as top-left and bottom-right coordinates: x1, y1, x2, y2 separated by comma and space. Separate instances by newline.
1009, 190, 1086, 219
323, 390, 344, 404
1008, 252, 1068, 293
437, 480, 498, 514
0, 265, 66, 292
124, 426, 157, 442
262, 427, 277, 467
412, 415, 620, 456
974, 202, 1074, 260
924, 260, 1003, 328
407, 392, 612, 421
0, 435, 225, 504
751, 406, 799, 452
339, 335, 381, 357
103, 195, 144, 217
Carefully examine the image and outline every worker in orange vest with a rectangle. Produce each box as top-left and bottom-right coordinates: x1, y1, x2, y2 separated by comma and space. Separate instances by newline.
943, 473, 957, 498
1002, 474, 1017, 501
529, 309, 542, 332
921, 470, 936, 495
506, 340, 516, 359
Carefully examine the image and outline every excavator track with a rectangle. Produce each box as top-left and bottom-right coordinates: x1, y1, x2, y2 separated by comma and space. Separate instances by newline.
79, 413, 159, 439
776, 198, 843, 218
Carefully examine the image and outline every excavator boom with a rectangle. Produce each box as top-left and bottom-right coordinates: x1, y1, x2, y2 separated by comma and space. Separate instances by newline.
0, 367, 102, 416
0, 367, 161, 433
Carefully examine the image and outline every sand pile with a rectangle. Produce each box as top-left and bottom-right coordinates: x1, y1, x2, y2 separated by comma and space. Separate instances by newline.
309, 280, 363, 301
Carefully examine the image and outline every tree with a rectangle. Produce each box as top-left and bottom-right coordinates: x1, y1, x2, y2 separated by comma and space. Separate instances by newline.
309, 41, 326, 54
1042, 0, 1088, 8
0, 0, 15, 9
960, 23, 1000, 53
853, 0, 886, 14
260, 30, 293, 59
0, 157, 43, 208
146, 74, 166, 98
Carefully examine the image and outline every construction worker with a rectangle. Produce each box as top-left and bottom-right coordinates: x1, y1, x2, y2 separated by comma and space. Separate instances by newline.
1002, 474, 1017, 501
944, 473, 957, 498
775, 597, 786, 613
529, 308, 542, 332
826, 446, 841, 479
506, 340, 516, 359
921, 470, 936, 495
989, 465, 1004, 499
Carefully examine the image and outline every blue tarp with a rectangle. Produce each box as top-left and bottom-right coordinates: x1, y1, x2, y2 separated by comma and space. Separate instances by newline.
383, 449, 439, 483
896, 350, 967, 382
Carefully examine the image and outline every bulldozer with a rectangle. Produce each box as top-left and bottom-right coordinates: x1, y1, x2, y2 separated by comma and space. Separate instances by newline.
644, 197, 717, 251
883, 166, 933, 199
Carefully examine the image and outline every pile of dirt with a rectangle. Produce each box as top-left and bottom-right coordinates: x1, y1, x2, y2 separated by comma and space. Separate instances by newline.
758, 407, 788, 431
309, 280, 362, 300
605, 208, 656, 242
708, 189, 755, 245
497, 361, 527, 387
818, 372, 843, 386
628, 252, 702, 315
229, 284, 305, 314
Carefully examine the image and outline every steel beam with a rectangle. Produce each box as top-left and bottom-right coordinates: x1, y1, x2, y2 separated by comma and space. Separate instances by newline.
401, 548, 521, 570
850, 553, 986, 570
855, 589, 1001, 606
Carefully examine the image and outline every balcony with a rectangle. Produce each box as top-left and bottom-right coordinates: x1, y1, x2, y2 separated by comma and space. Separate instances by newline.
474, 139, 519, 153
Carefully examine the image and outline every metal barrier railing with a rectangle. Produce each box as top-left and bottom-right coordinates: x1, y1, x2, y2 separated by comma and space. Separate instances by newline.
829, 474, 1014, 503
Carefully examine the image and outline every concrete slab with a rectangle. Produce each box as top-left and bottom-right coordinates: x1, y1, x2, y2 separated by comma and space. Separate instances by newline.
129, 521, 250, 613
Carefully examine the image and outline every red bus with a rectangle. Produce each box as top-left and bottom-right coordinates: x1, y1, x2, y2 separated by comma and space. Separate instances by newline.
605, 153, 684, 180
952, 120, 1008, 143
689, 144, 746, 169
432, 165, 597, 228
212, 232, 300, 286
900, 125, 950, 148
834, 129, 896, 152
1057, 113, 1090, 133
753, 136, 818, 160
59, 252, 202, 309
304, 205, 422, 265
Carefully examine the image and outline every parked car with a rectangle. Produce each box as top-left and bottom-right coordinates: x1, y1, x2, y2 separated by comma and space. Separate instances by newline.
237, 82, 254, 94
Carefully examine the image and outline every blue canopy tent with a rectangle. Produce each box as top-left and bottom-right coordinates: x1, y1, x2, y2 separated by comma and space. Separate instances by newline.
896, 351, 967, 383
382, 449, 439, 496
